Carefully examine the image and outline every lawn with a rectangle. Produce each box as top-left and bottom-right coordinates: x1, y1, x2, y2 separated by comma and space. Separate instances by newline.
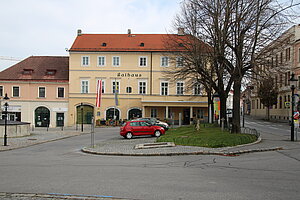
157, 124, 257, 148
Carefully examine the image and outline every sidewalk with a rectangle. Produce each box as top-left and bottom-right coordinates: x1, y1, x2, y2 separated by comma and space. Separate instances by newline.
0, 127, 89, 151
0, 124, 292, 156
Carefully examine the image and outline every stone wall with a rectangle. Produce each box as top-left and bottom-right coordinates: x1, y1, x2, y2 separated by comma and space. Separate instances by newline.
0, 123, 30, 138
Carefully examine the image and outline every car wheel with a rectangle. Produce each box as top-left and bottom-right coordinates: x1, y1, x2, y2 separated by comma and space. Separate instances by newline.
126, 132, 133, 139
154, 130, 161, 137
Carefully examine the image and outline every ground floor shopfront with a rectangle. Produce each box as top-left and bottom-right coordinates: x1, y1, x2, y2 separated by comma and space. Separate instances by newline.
4, 101, 68, 128
68, 94, 208, 126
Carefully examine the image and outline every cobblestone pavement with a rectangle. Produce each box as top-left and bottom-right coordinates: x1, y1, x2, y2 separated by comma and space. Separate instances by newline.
0, 193, 127, 200
0, 127, 89, 152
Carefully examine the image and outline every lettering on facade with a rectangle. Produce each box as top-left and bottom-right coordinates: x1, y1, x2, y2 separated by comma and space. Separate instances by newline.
117, 73, 142, 77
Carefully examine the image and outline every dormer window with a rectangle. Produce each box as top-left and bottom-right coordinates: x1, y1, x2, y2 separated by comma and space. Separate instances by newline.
102, 43, 107, 47
23, 69, 33, 75
140, 43, 144, 47
46, 69, 56, 76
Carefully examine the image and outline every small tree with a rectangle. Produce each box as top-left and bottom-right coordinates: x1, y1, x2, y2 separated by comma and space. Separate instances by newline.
257, 76, 278, 120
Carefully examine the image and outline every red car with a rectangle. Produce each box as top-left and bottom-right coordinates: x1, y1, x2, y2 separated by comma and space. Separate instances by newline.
120, 120, 166, 139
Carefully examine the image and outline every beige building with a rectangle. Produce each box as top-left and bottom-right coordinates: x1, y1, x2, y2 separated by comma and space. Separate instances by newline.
0, 56, 69, 127
250, 25, 300, 120
68, 29, 208, 126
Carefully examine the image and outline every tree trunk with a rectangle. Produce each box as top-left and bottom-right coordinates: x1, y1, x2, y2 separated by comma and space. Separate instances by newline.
219, 92, 227, 127
231, 80, 242, 133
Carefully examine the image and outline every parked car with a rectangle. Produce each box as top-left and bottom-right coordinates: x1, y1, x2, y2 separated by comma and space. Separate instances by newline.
120, 120, 166, 139
135, 118, 169, 130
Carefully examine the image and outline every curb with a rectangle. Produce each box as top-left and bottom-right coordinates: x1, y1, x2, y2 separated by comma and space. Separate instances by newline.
81, 147, 283, 156
0, 192, 125, 200
81, 137, 283, 157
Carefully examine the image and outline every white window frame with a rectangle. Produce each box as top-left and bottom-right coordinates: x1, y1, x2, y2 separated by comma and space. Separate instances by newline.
81, 56, 90, 67
176, 81, 184, 95
111, 80, 120, 93
57, 87, 65, 98
193, 83, 201, 95
38, 86, 46, 98
139, 56, 147, 67
138, 80, 147, 94
160, 81, 169, 95
176, 56, 183, 67
97, 56, 106, 67
81, 80, 89, 94
96, 79, 106, 94
161, 56, 169, 67
112, 56, 120, 67
12, 86, 20, 97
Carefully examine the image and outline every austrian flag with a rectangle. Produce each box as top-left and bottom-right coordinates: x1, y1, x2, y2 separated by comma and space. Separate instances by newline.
96, 80, 102, 107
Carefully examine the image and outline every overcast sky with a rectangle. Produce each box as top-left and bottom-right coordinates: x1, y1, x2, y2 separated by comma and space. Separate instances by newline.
0, 0, 182, 71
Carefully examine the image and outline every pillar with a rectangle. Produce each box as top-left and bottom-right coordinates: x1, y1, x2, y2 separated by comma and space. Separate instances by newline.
142, 106, 145, 118
165, 106, 169, 119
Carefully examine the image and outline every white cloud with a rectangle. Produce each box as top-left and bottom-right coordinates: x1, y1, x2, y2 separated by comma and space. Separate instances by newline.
0, 0, 181, 71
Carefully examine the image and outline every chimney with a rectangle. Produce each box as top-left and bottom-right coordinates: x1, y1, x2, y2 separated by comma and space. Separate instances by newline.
128, 29, 131, 35
77, 29, 82, 36
177, 28, 185, 36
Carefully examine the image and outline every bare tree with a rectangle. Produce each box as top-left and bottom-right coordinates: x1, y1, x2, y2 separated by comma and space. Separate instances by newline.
257, 76, 279, 120
168, 0, 300, 133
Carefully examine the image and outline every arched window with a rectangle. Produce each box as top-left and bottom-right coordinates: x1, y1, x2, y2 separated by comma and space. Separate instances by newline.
76, 104, 94, 124
35, 106, 50, 127
128, 108, 142, 120
106, 108, 120, 120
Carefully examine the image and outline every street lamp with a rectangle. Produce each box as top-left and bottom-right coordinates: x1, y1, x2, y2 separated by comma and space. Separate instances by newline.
289, 73, 298, 141
80, 103, 84, 132
3, 93, 10, 146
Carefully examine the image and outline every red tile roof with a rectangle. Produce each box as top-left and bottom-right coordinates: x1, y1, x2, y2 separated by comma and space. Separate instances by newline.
0, 56, 69, 82
69, 34, 193, 52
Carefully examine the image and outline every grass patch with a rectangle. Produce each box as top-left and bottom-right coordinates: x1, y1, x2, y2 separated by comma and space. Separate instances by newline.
157, 124, 257, 148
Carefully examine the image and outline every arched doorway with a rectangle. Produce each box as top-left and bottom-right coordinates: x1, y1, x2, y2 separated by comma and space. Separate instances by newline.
76, 104, 94, 124
106, 108, 120, 120
128, 108, 142, 119
35, 106, 50, 127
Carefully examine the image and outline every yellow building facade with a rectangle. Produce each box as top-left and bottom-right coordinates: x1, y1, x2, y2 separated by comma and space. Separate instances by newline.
68, 30, 208, 126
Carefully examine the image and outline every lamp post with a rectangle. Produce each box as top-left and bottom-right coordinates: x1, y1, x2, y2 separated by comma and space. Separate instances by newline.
80, 103, 84, 132
3, 93, 10, 146
289, 73, 298, 141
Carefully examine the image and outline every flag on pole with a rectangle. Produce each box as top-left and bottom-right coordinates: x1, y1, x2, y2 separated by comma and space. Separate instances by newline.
96, 80, 102, 107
